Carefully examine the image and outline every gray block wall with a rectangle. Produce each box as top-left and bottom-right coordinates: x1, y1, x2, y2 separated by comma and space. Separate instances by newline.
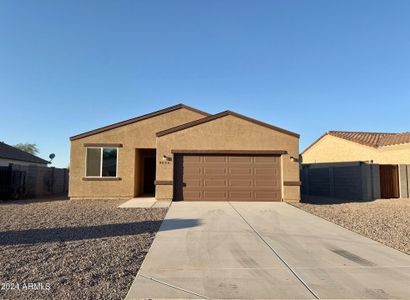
301, 162, 381, 201
399, 165, 410, 198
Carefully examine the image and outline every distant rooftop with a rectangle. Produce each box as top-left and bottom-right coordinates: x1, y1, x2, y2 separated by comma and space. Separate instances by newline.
327, 131, 410, 148
0, 142, 49, 165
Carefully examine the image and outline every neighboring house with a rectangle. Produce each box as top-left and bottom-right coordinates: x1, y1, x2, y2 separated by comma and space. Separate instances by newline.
69, 104, 300, 201
302, 131, 410, 164
301, 131, 410, 200
0, 142, 49, 167
0, 142, 65, 199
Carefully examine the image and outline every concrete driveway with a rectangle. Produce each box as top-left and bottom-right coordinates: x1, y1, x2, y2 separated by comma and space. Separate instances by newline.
126, 202, 410, 299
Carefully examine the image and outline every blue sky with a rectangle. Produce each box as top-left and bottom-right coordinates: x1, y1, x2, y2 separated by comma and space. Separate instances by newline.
1, 0, 410, 167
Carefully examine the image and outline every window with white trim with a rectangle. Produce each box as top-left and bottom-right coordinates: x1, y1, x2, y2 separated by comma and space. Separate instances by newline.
85, 147, 118, 177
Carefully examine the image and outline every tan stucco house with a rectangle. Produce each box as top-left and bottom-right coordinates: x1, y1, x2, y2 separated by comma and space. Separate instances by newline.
69, 104, 300, 201
302, 131, 410, 164
301, 131, 410, 199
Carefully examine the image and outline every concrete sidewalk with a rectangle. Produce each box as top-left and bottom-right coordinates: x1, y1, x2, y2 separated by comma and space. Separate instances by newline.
118, 197, 171, 208
126, 202, 410, 299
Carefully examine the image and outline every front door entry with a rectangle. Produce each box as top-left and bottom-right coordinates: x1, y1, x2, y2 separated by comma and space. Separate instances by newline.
143, 157, 156, 195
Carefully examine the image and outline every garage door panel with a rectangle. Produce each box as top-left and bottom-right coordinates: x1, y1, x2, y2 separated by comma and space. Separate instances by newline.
184, 179, 202, 187
229, 156, 252, 163
203, 156, 227, 163
184, 156, 202, 163
229, 179, 253, 187
175, 154, 281, 201
229, 168, 252, 175
204, 191, 228, 200
204, 167, 227, 175
254, 168, 278, 176
254, 179, 278, 187
184, 167, 202, 175
254, 156, 278, 164
204, 179, 227, 187
183, 191, 202, 200
255, 191, 281, 200
229, 191, 253, 199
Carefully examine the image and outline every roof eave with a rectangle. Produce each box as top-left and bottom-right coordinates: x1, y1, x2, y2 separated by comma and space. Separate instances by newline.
301, 133, 328, 155
302, 132, 382, 155
70, 104, 210, 141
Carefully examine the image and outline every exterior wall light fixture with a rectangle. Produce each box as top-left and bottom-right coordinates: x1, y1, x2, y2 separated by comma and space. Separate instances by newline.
290, 156, 299, 162
162, 155, 172, 161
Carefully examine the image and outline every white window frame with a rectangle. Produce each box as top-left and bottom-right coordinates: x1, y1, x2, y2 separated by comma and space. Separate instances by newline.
85, 147, 119, 178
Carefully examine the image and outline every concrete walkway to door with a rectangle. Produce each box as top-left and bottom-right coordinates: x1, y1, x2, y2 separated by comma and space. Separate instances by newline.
126, 202, 410, 299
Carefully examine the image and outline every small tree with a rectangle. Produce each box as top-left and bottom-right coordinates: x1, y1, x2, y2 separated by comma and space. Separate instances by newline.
14, 143, 39, 155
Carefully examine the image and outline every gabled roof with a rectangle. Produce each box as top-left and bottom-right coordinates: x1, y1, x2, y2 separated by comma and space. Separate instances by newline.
302, 130, 410, 154
70, 104, 210, 141
0, 142, 49, 165
156, 110, 300, 138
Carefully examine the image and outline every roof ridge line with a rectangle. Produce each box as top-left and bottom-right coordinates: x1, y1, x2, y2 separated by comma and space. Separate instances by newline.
156, 110, 300, 138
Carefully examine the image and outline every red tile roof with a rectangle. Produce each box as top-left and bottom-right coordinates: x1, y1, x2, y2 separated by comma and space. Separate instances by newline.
377, 131, 410, 146
302, 131, 410, 154
328, 131, 410, 148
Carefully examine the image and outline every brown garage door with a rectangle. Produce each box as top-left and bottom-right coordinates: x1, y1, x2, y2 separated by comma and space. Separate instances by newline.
173, 154, 281, 201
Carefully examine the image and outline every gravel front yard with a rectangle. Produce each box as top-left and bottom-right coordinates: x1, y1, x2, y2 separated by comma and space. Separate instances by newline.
292, 198, 410, 255
0, 198, 167, 300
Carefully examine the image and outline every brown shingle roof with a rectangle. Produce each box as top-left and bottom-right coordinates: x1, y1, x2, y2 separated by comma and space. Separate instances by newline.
156, 110, 300, 138
303, 131, 410, 154
70, 104, 210, 141
0, 142, 49, 164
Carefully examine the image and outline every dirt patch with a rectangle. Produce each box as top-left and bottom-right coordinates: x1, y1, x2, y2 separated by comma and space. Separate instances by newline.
292, 198, 410, 255
0, 198, 167, 299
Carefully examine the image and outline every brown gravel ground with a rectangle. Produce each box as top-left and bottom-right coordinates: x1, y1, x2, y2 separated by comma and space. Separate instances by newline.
0, 197, 167, 300
291, 198, 410, 255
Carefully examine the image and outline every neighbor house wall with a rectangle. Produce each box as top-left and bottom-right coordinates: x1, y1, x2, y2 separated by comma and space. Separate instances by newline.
156, 115, 300, 201
69, 108, 206, 199
377, 144, 410, 164
302, 135, 410, 164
